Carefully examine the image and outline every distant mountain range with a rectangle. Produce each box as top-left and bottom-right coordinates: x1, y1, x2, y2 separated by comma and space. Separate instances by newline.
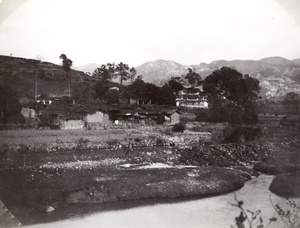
74, 63, 101, 75
134, 57, 300, 86
78, 56, 300, 98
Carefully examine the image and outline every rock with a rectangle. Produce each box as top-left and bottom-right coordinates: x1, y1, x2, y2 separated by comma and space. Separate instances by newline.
269, 172, 300, 197
46, 206, 55, 213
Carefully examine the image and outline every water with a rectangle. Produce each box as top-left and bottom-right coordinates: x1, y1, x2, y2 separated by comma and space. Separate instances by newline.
27, 175, 296, 228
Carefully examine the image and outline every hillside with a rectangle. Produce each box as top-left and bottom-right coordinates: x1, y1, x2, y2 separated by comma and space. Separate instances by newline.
0, 55, 94, 99
135, 59, 187, 86
293, 58, 300, 66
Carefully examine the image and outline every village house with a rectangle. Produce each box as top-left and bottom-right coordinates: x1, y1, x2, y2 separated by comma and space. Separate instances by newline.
84, 110, 110, 130
164, 110, 180, 125
39, 104, 111, 130
39, 104, 84, 130
21, 107, 38, 125
113, 105, 181, 126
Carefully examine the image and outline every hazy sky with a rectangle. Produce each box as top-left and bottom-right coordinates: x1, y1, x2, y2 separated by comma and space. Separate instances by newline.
0, 0, 300, 67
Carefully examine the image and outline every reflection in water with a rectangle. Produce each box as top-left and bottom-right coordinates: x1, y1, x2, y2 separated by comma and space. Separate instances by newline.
28, 175, 297, 228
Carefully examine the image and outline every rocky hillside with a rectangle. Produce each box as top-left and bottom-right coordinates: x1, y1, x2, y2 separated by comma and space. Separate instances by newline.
0, 55, 92, 99
135, 57, 300, 98
135, 59, 187, 85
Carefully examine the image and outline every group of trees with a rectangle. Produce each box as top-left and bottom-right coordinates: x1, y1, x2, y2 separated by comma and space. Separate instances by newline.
126, 77, 176, 105
93, 62, 137, 84
95, 76, 176, 105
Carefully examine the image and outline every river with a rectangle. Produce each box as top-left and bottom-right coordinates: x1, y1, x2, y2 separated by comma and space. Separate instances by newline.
27, 174, 298, 228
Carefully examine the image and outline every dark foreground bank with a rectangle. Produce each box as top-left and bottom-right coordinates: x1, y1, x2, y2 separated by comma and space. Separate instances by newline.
0, 147, 252, 226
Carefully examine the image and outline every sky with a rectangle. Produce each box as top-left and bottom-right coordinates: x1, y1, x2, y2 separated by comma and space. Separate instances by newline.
0, 0, 300, 67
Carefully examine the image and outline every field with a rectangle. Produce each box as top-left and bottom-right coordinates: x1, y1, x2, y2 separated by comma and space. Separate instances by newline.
0, 129, 134, 146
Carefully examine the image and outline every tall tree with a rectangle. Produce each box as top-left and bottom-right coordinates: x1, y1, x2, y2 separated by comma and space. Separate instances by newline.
129, 67, 137, 84
115, 62, 130, 84
127, 77, 147, 102
59, 54, 73, 96
185, 68, 201, 86
203, 67, 260, 124
204, 67, 260, 105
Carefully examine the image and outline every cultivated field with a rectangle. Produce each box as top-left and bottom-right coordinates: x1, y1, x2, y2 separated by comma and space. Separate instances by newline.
0, 128, 152, 146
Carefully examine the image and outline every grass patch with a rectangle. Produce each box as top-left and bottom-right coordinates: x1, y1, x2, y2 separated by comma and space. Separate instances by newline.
0, 129, 137, 146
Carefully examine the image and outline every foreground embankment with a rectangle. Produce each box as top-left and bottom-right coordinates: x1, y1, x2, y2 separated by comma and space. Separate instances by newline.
0, 146, 251, 226
27, 175, 287, 228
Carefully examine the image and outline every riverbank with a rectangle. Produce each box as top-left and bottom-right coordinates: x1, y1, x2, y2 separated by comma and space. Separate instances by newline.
0, 148, 251, 226
27, 174, 292, 228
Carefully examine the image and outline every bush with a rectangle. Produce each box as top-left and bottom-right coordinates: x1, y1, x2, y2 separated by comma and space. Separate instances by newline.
172, 122, 185, 132
195, 109, 209, 122
195, 99, 258, 124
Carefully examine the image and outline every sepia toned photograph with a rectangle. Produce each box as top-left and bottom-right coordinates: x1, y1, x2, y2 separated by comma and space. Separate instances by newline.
0, 0, 300, 227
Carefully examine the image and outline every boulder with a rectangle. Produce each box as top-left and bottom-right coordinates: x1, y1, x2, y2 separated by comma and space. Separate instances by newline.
269, 172, 300, 197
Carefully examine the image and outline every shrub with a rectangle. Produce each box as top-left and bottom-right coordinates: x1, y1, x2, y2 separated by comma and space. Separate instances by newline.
195, 109, 209, 122
78, 138, 90, 144
195, 99, 258, 124
106, 139, 119, 146
172, 122, 185, 132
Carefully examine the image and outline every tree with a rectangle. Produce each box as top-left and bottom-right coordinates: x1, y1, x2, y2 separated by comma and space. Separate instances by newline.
145, 83, 160, 104
59, 54, 73, 96
95, 80, 111, 100
129, 67, 137, 84
93, 64, 115, 82
168, 77, 184, 93
185, 68, 201, 86
204, 67, 260, 105
59, 54, 73, 73
157, 83, 176, 105
115, 62, 130, 84
127, 77, 147, 102
203, 67, 260, 124
103, 88, 119, 104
